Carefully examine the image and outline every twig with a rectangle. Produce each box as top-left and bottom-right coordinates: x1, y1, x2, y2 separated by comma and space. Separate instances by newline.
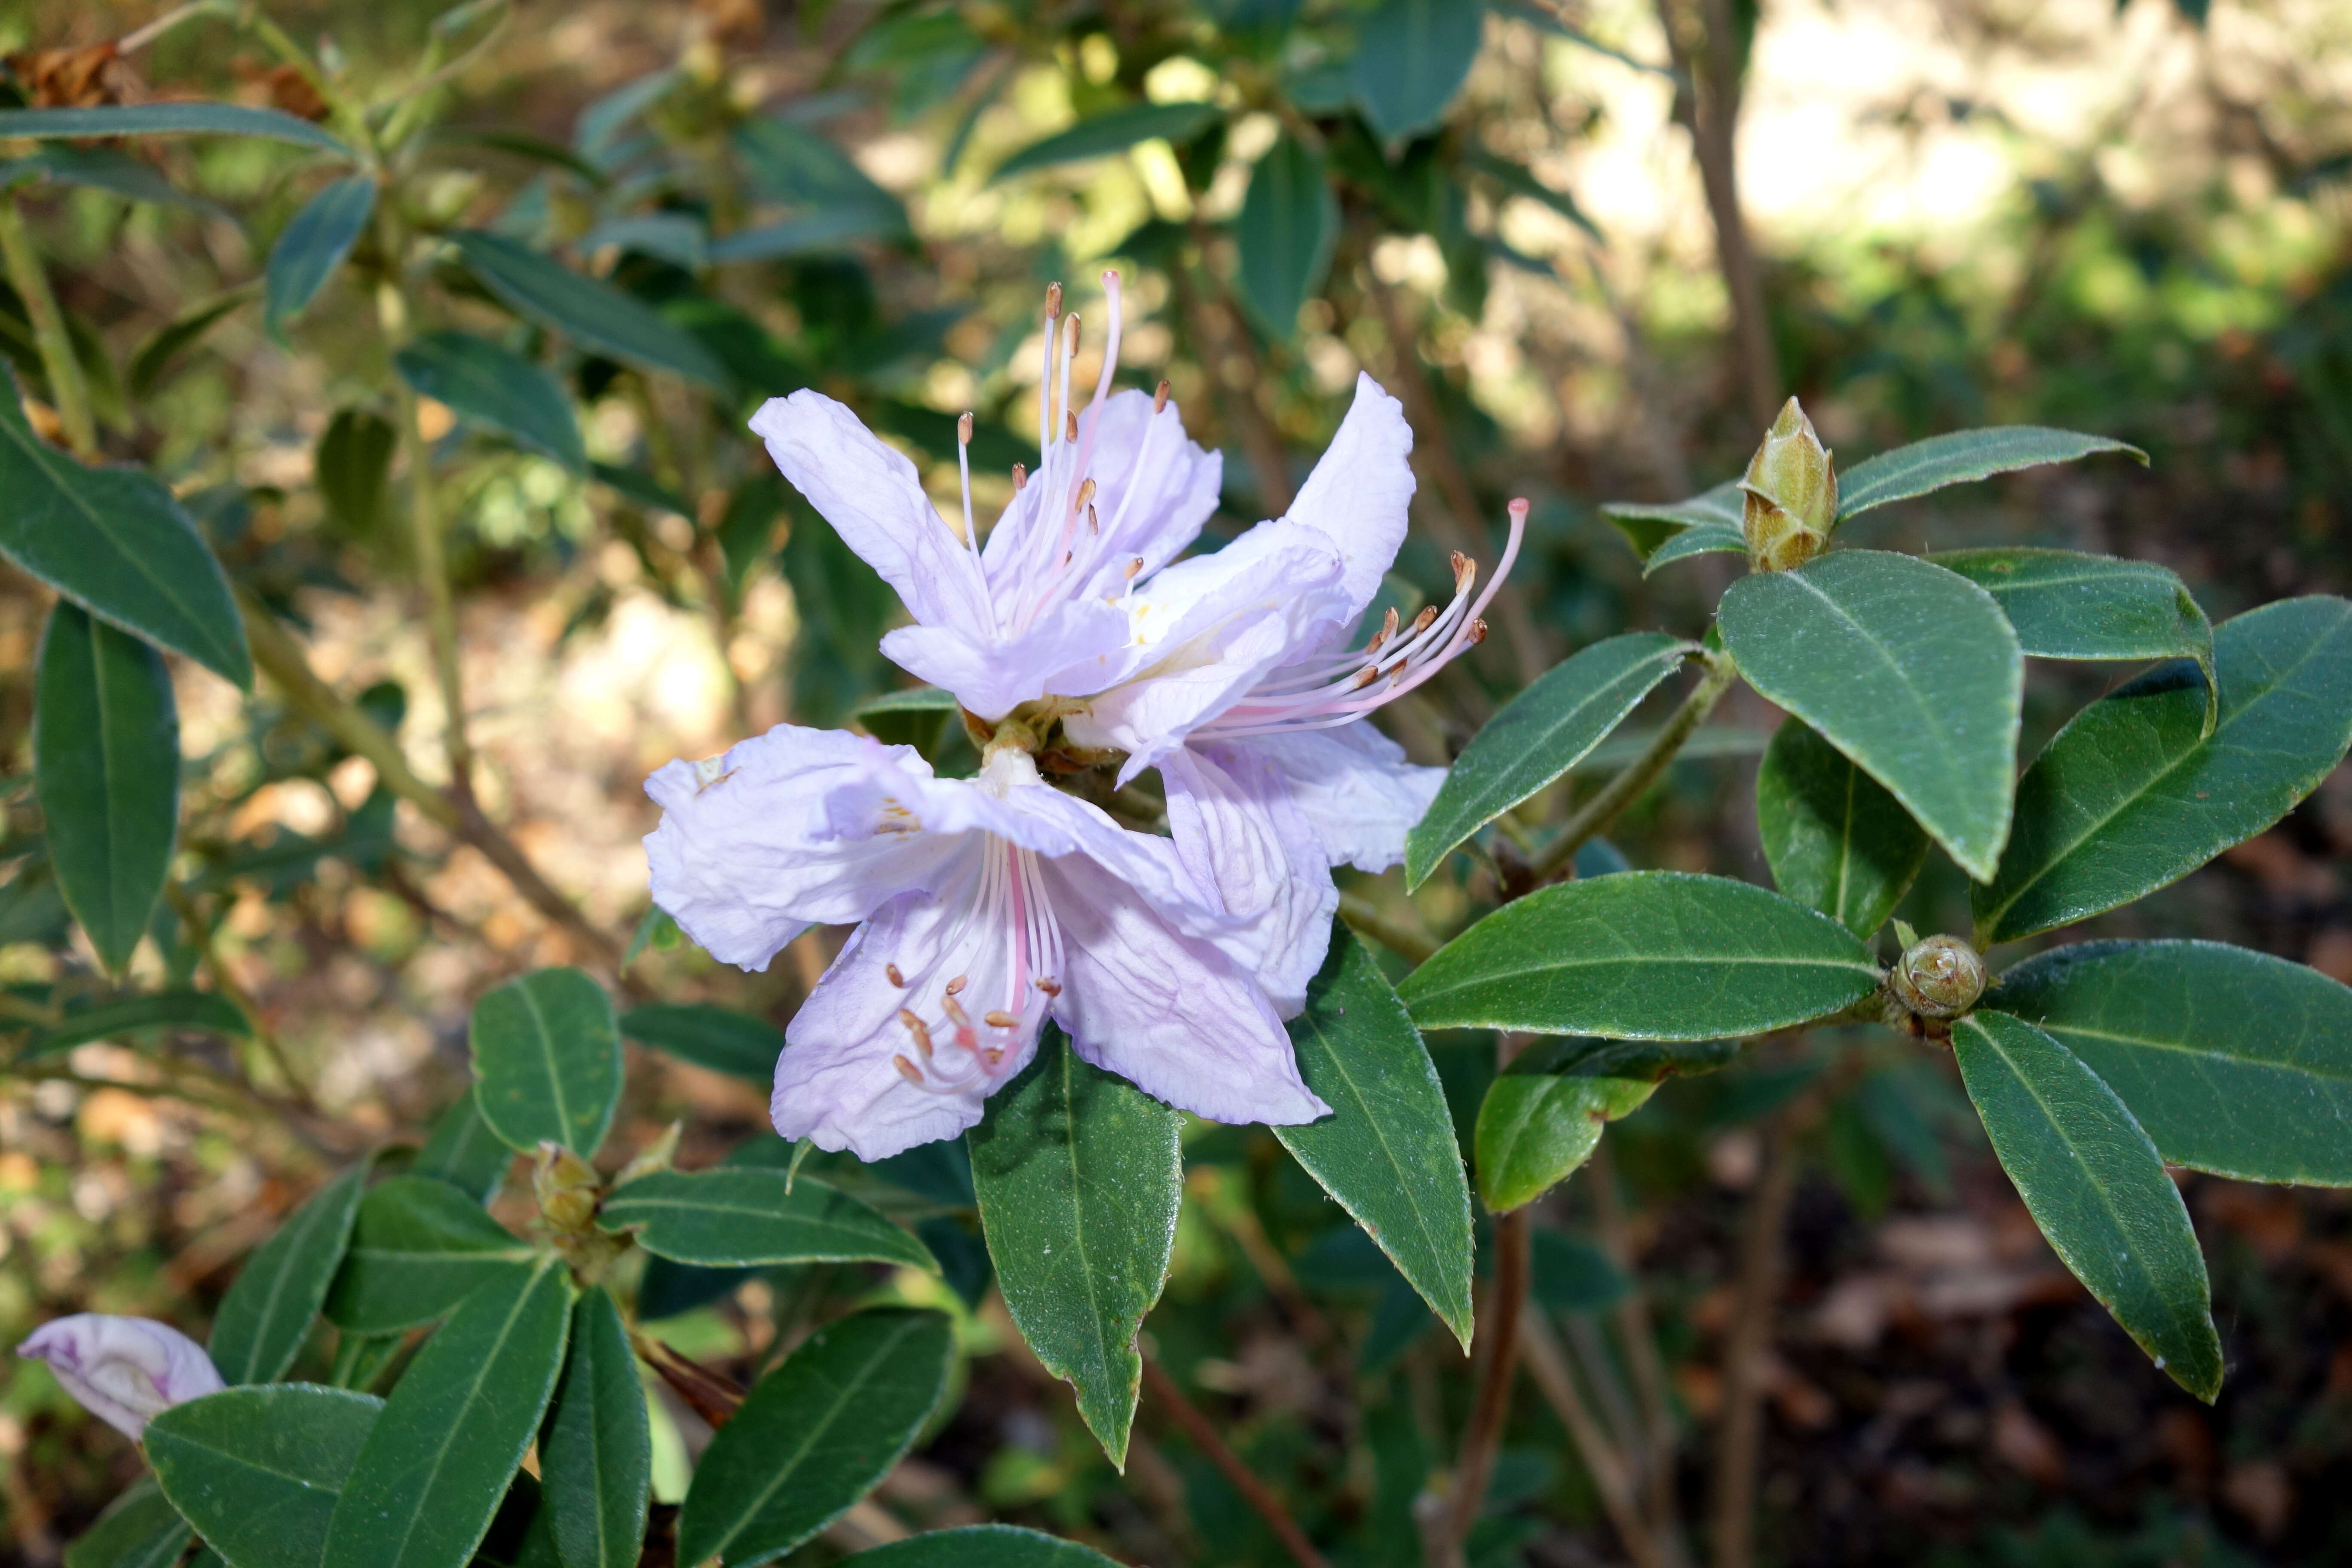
1530, 650, 1737, 881
0, 196, 96, 456
1589, 1145, 1691, 1566
1338, 889, 1439, 964
1520, 1312, 1670, 1568
1437, 1208, 1531, 1568
1142, 1355, 1333, 1568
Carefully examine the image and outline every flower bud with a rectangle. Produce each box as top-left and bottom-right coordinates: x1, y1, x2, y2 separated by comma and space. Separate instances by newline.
533, 1141, 602, 1234
16, 1314, 224, 1439
1888, 934, 1986, 1023
1740, 397, 1838, 572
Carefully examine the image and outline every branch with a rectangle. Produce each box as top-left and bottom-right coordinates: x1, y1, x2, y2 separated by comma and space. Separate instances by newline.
1436, 1207, 1531, 1568
1143, 1356, 1333, 1568
1530, 650, 1738, 881
1589, 1144, 1694, 1567
0, 196, 96, 456
1520, 1312, 1673, 1568
1338, 889, 1439, 964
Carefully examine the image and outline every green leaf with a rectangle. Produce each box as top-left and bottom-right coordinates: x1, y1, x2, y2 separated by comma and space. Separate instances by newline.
1531, 1231, 1629, 1314
394, 331, 585, 473
1400, 872, 1882, 1039
1754, 717, 1927, 936
1992, 940, 2352, 1185
147, 1385, 382, 1568
1643, 521, 1746, 576
1234, 134, 1336, 338
15, 988, 248, 1060
2, 146, 232, 217
732, 119, 908, 234
1973, 597, 2352, 943
596, 1169, 936, 1271
989, 102, 1222, 181
677, 1308, 954, 1568
34, 604, 180, 973
64, 1481, 190, 1568
322, 1259, 574, 1568
1600, 479, 1742, 561
446, 232, 729, 389
617, 1004, 774, 1084
539, 1290, 649, 1568
1950, 1011, 2221, 1400
315, 409, 398, 539
1272, 931, 1474, 1347
324, 1175, 535, 1334
967, 1029, 1181, 1468
1835, 427, 2147, 521
265, 177, 376, 334
0, 104, 355, 157
1351, 0, 1484, 141
843, 1527, 1123, 1568
1460, 147, 1600, 240
413, 1094, 513, 1204
1406, 633, 1694, 888
0, 367, 251, 688
209, 1164, 368, 1385
1931, 548, 2216, 731
1475, 1068, 1657, 1213
130, 288, 256, 400
1718, 550, 2024, 880
469, 968, 622, 1157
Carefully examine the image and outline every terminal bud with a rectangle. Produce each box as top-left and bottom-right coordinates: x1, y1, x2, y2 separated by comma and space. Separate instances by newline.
1886, 933, 1986, 1037
1740, 397, 1838, 572
533, 1141, 602, 1234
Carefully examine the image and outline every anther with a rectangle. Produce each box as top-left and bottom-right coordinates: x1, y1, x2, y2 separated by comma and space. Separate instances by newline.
1366, 606, 1400, 655
1455, 557, 1479, 595
1381, 657, 1409, 683
1035, 977, 1062, 996
946, 975, 968, 995
1123, 557, 1144, 581
1066, 409, 1079, 443
957, 411, 973, 447
1086, 502, 1099, 534
943, 994, 973, 1029
897, 1009, 933, 1056
1411, 605, 1439, 634
1468, 619, 1489, 644
1045, 282, 1062, 318
1153, 379, 1170, 413
1351, 665, 1381, 690
1075, 478, 1096, 509
984, 1010, 1019, 1029
886, 964, 905, 987
1450, 550, 1466, 574
893, 1054, 925, 1084
1012, 462, 1027, 492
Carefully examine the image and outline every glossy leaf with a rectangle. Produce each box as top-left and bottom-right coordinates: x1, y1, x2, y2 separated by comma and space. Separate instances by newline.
0, 103, 354, 156
1719, 550, 2023, 879
147, 1385, 381, 1568
1406, 634, 1695, 888
64, 1481, 190, 1568
447, 232, 729, 389
1273, 930, 1474, 1346
617, 1003, 775, 1084
325, 1175, 536, 1333
15, 988, 249, 1060
990, 102, 1222, 180
0, 367, 251, 687
967, 1029, 1181, 1468
210, 1164, 368, 1384
1351, 0, 1484, 140
413, 1094, 512, 1204
1951, 1011, 2221, 1400
1754, 717, 1927, 935
1974, 597, 2352, 943
596, 1168, 936, 1271
677, 1308, 954, 1568
34, 604, 180, 973
1994, 940, 2352, 1185
1835, 427, 2147, 521
265, 177, 376, 334
469, 968, 623, 1157
1234, 134, 1336, 338
1476, 1069, 1657, 1213
540, 1290, 649, 1568
393, 331, 585, 472
1600, 479, 1742, 561
1400, 872, 1882, 1040
846, 1528, 1123, 1568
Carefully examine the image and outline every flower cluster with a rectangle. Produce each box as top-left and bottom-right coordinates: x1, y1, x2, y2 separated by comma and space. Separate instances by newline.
647, 273, 1523, 1161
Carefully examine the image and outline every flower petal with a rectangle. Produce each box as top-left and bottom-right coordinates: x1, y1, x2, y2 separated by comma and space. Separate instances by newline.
1240, 723, 1445, 873
17, 1314, 222, 1440
1160, 743, 1337, 1016
1283, 373, 1415, 627
750, 391, 992, 637
881, 595, 1132, 721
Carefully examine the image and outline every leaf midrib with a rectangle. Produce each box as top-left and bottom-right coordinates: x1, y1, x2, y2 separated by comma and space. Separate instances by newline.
223, 1175, 344, 1383
2034, 1019, 2352, 1084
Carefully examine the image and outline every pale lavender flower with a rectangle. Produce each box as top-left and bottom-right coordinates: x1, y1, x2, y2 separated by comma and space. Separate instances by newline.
645, 729, 1328, 1161
17, 1314, 224, 1439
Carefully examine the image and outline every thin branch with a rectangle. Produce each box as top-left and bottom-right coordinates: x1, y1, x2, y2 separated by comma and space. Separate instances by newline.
1142, 1355, 1333, 1568
1338, 889, 1439, 964
1437, 1207, 1531, 1568
1520, 1312, 1672, 1568
1589, 1144, 1692, 1568
1530, 650, 1738, 881
0, 196, 96, 456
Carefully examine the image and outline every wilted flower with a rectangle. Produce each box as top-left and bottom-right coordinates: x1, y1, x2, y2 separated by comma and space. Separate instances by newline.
17, 1314, 223, 1439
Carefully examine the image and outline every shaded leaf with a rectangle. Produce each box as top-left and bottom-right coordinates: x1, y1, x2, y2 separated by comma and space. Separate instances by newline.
447, 232, 729, 389
324, 1175, 535, 1334
129, 289, 255, 400
1351, 0, 1484, 141
844, 1527, 1123, 1568
147, 1385, 381, 1568
596, 1168, 936, 1271
1531, 1231, 1629, 1315
413, 1094, 513, 1204
1643, 521, 1746, 576
0, 104, 354, 157
1836, 427, 2147, 520
1755, 717, 1927, 935
1234, 134, 1336, 338
1475, 1070, 1656, 1213
315, 410, 397, 539
617, 1004, 775, 1084
990, 102, 1222, 181
15, 988, 247, 1061
1600, 479, 1741, 561
265, 177, 376, 334
64, 1481, 191, 1568
540, 1290, 649, 1568
394, 331, 584, 473
469, 968, 622, 1157
209, 1164, 368, 1385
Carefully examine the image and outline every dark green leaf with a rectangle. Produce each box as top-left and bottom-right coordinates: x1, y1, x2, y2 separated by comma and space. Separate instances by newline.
315, 409, 397, 540
1531, 1231, 1629, 1315
16, 988, 248, 1060
322, 1259, 574, 1568
1475, 1071, 1657, 1213
64, 1481, 190, 1568
325, 1175, 536, 1333
147, 1385, 381, 1568
129, 289, 255, 401
1973, 597, 2352, 943
1351, 0, 1484, 141
707, 211, 906, 263
469, 968, 622, 1157
540, 1290, 648, 1568
210, 1164, 368, 1385
0, 367, 251, 687
1400, 872, 1882, 1040
588, 462, 692, 518
617, 1004, 775, 1084
413, 1094, 512, 1204
1234, 134, 1336, 338
265, 177, 376, 334
1993, 940, 2352, 1185
989, 102, 1222, 181
35, 604, 180, 973
1754, 717, 1927, 936
733, 119, 908, 233
1274, 930, 1473, 1346
472, 1475, 562, 1568
1600, 480, 1741, 561
843, 1527, 1123, 1568
596, 1168, 936, 1271
1406, 634, 1694, 888
394, 331, 585, 473
0, 104, 354, 157
968, 1029, 1180, 1468
1643, 521, 1746, 576
1835, 427, 2146, 521
2, 146, 231, 217
447, 232, 729, 389
1951, 1011, 2221, 1400
677, 1308, 954, 1568
1719, 550, 2023, 880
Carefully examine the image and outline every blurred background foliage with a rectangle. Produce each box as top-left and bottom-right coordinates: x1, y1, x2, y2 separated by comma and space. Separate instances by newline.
4, 0, 2352, 1564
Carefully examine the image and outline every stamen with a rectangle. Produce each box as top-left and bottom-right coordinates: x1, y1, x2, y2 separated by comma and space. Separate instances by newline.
1468, 619, 1489, 644
1086, 502, 1099, 535
1411, 605, 1439, 634
894, 1054, 924, 1084
886, 964, 905, 987
955, 411, 978, 554
1045, 281, 1063, 318
1123, 557, 1144, 581
1012, 462, 1027, 491
1365, 606, 1399, 655
1154, 378, 1170, 413
1036, 977, 1062, 996
943, 993, 972, 1029
946, 975, 968, 995
984, 1010, 1019, 1029
1066, 409, 1078, 443
897, 1009, 934, 1057
1075, 478, 1096, 511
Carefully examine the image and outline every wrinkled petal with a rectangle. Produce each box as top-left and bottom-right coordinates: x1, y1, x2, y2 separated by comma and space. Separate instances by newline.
1161, 744, 1336, 1016
881, 595, 1132, 721
1241, 723, 1445, 873
1281, 372, 1416, 635
18, 1314, 222, 1439
751, 391, 993, 637
1043, 854, 1329, 1127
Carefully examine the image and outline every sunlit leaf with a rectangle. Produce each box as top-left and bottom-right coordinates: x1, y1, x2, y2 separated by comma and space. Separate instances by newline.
394, 331, 584, 472
596, 1168, 937, 1271
1835, 427, 2146, 521
1351, 0, 1483, 141
989, 102, 1222, 181
844, 1528, 1123, 1568
324, 1176, 535, 1334
469, 968, 622, 1157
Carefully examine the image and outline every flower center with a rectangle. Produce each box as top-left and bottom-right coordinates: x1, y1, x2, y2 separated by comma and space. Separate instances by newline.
884, 832, 1061, 1097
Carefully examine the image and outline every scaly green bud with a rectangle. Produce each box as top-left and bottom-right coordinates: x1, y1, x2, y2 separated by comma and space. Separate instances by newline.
1740, 397, 1838, 572
1886, 933, 1986, 1037
533, 1140, 602, 1234
615, 1120, 683, 1188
